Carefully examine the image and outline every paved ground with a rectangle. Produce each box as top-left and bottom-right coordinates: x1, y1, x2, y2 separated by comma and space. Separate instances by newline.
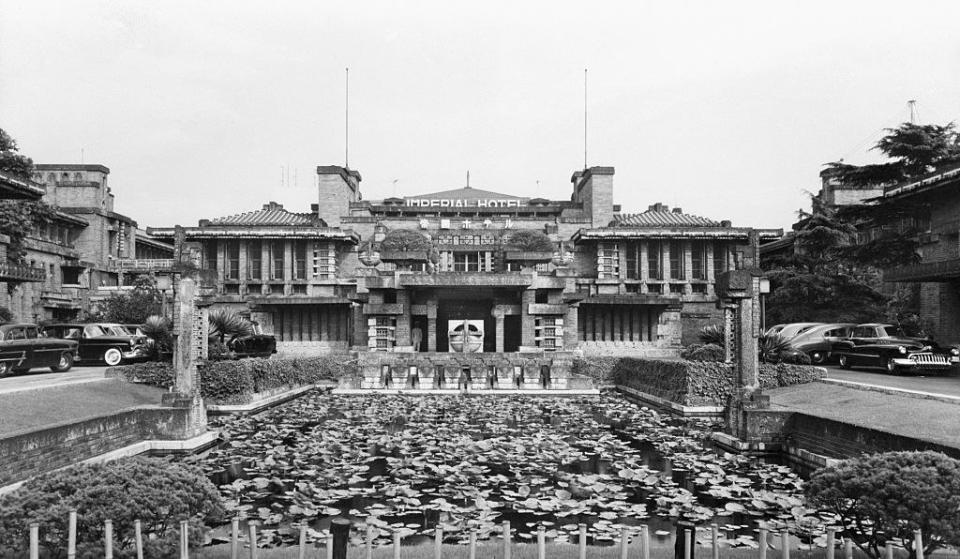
0, 364, 110, 395
768, 382, 960, 450
821, 364, 960, 397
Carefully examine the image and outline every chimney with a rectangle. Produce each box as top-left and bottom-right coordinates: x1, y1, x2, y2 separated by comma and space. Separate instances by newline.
672, 207, 683, 214
263, 201, 284, 211
720, 220, 732, 227
316, 165, 362, 228
649, 203, 668, 212
570, 166, 615, 227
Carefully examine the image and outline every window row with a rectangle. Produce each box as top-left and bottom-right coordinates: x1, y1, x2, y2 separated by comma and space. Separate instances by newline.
205, 240, 337, 281
600, 240, 729, 281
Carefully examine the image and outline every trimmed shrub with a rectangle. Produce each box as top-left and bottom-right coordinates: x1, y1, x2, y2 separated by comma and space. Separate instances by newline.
0, 457, 225, 559
611, 358, 823, 406
680, 343, 725, 362
806, 451, 960, 559
570, 356, 622, 384
113, 355, 356, 404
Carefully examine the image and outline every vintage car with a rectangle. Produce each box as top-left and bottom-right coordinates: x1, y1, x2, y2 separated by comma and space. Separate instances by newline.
0, 323, 78, 376
765, 322, 825, 340
781, 323, 856, 364
831, 323, 960, 374
43, 323, 151, 366
227, 331, 277, 358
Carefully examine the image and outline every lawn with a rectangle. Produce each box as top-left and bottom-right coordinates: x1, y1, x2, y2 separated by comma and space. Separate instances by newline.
0, 378, 165, 435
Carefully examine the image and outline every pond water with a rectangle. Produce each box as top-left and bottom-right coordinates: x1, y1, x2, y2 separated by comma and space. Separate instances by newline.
184, 391, 829, 549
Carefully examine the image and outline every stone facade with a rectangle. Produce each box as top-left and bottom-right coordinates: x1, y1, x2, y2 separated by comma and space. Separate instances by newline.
151, 164, 779, 357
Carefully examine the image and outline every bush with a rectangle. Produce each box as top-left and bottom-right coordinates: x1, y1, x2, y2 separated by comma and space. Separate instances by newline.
570, 357, 622, 384
779, 351, 813, 365
680, 343, 725, 362
806, 451, 960, 559
113, 355, 356, 404
697, 324, 726, 346
0, 457, 225, 559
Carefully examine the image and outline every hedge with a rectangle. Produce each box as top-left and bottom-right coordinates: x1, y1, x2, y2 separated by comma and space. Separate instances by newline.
573, 357, 824, 406
113, 355, 356, 404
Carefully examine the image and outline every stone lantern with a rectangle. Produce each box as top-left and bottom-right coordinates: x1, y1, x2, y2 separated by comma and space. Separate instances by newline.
359, 250, 381, 267
551, 250, 573, 267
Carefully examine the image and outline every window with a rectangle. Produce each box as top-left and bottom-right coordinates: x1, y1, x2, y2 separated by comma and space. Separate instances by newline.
294, 241, 308, 280
227, 241, 240, 280
205, 241, 217, 271
247, 241, 262, 280
647, 240, 663, 280
597, 243, 619, 279
453, 252, 482, 272
625, 242, 640, 279
383, 291, 397, 304
270, 241, 285, 280
669, 241, 684, 280
535, 290, 549, 304
6, 328, 25, 340
691, 241, 707, 280
713, 241, 727, 276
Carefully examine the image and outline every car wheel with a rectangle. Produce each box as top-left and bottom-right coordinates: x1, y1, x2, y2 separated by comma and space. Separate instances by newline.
103, 348, 123, 367
51, 352, 74, 373
809, 351, 826, 364
839, 354, 850, 369
0, 361, 12, 377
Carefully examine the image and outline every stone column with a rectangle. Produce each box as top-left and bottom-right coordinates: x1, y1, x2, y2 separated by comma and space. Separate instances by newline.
160, 275, 208, 439
493, 309, 505, 353
564, 303, 579, 349
426, 298, 438, 352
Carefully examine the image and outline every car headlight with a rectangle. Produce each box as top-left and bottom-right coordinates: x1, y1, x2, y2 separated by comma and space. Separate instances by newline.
898, 346, 907, 354
952, 348, 960, 356
129, 339, 137, 347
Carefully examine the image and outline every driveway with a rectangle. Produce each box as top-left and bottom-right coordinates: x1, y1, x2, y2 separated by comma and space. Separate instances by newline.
0, 364, 111, 395
821, 364, 960, 398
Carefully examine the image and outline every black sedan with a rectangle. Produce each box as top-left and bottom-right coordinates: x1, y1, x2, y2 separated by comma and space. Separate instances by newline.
0, 323, 78, 376
832, 323, 959, 374
44, 323, 150, 366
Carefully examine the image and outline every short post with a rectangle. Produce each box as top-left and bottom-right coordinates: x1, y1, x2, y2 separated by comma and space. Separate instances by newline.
503, 520, 512, 559
327, 530, 334, 559
105, 519, 114, 559
845, 538, 853, 559
231, 517, 240, 559
67, 510, 77, 559
435, 526, 443, 559
781, 531, 789, 559
620, 526, 630, 559
181, 520, 189, 559
135, 519, 144, 559
826, 528, 835, 559
914, 530, 924, 559
676, 521, 695, 559
711, 523, 720, 559
885, 541, 894, 559
759, 525, 768, 559
299, 523, 308, 559
331, 518, 351, 559
393, 530, 401, 559
366, 524, 374, 559
248, 523, 258, 559
537, 525, 546, 559
469, 529, 477, 559
684, 529, 692, 559
29, 523, 39, 559
579, 523, 588, 559
642, 524, 650, 559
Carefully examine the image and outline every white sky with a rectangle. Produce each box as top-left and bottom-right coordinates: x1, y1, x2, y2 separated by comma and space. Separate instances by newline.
2, 1, 959, 231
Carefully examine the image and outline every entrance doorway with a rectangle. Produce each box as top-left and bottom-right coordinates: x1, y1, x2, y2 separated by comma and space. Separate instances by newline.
503, 315, 521, 352
411, 315, 428, 352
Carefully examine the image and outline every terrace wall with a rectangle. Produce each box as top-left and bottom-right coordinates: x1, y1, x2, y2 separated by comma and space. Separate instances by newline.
0, 406, 198, 486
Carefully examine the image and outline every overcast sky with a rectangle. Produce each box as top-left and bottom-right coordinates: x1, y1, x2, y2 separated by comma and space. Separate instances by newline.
2, 1, 959, 231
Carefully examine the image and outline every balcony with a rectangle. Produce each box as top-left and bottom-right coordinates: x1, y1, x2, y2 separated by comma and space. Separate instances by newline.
55, 180, 100, 188
0, 262, 46, 282
116, 258, 175, 271
884, 258, 960, 282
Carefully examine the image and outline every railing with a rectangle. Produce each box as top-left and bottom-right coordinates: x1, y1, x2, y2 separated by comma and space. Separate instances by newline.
14, 515, 944, 559
54, 180, 100, 187
116, 258, 175, 271
0, 261, 46, 282
884, 258, 960, 282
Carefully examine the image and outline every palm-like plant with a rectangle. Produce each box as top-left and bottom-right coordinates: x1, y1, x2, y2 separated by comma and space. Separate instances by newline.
208, 309, 253, 344
759, 332, 794, 363
140, 315, 172, 360
698, 324, 726, 346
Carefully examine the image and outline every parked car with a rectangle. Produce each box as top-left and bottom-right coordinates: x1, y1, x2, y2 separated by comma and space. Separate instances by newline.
831, 323, 960, 374
43, 323, 151, 366
226, 322, 277, 358
0, 323, 78, 376
769, 322, 825, 341
782, 323, 856, 364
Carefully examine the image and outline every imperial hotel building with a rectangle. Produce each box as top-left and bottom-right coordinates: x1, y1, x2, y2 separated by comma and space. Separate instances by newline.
151, 165, 779, 357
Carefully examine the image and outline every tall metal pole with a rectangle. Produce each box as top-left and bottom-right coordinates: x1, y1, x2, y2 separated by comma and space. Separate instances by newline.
345, 67, 350, 168
584, 68, 588, 170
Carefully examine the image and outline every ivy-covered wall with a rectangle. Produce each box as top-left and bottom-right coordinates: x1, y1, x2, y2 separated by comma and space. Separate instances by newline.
572, 357, 823, 406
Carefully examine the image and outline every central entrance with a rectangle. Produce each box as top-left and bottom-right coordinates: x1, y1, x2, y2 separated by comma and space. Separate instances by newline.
437, 298, 495, 352
414, 287, 523, 353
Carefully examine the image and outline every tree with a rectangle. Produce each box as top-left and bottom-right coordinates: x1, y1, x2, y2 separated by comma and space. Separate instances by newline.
379, 228, 431, 252
504, 230, 555, 252
96, 275, 162, 324
0, 127, 59, 263
207, 308, 253, 344
806, 451, 960, 559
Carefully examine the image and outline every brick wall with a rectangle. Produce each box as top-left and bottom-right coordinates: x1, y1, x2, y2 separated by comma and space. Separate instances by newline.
0, 406, 199, 486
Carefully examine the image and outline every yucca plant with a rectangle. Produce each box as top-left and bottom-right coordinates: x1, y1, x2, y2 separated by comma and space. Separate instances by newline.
208, 308, 253, 345
140, 315, 172, 360
759, 332, 795, 363
698, 324, 726, 346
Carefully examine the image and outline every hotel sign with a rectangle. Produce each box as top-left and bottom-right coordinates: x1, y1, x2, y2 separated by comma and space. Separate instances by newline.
404, 198, 525, 208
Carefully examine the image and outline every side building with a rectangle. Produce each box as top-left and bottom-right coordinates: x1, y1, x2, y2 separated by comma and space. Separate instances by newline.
152, 165, 780, 356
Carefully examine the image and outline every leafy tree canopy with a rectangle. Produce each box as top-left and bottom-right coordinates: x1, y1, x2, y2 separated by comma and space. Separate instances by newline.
379, 228, 432, 252
95, 275, 162, 324
806, 451, 960, 559
0, 127, 59, 263
504, 230, 555, 252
